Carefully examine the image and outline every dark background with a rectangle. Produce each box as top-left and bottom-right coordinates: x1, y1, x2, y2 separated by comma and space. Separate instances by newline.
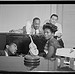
0, 33, 46, 55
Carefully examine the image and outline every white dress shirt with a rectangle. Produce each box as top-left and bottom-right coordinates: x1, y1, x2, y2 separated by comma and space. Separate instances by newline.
5, 51, 8, 56
55, 23, 62, 36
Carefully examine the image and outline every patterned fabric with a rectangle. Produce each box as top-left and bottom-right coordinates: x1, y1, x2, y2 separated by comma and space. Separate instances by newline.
44, 41, 49, 51
44, 37, 61, 58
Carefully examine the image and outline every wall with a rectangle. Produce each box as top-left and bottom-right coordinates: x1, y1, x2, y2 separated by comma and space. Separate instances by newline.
62, 4, 75, 48
1, 4, 75, 48
57, 4, 75, 48
0, 4, 50, 32
50, 4, 75, 48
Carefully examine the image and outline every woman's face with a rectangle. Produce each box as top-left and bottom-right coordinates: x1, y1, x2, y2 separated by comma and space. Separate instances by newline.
44, 28, 53, 40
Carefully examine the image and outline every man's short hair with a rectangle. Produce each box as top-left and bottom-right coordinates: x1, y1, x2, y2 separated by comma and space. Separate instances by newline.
33, 17, 40, 23
4, 39, 18, 50
50, 14, 58, 19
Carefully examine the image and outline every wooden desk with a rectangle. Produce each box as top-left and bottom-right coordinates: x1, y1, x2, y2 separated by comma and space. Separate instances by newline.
0, 56, 57, 72
56, 48, 75, 70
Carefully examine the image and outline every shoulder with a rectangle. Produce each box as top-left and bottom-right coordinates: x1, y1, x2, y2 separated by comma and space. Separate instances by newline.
0, 50, 5, 56
48, 38, 61, 48
50, 38, 58, 44
39, 26, 43, 31
31, 26, 35, 32
55, 23, 61, 26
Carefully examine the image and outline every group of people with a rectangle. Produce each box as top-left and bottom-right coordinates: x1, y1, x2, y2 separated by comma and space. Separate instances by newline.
0, 14, 64, 60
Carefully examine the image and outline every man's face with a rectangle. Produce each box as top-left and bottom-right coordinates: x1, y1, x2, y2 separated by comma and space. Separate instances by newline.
33, 19, 40, 30
8, 43, 17, 54
50, 16, 58, 25
44, 28, 53, 40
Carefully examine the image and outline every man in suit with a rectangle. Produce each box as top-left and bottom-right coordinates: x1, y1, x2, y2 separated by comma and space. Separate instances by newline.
30, 17, 43, 35
0, 41, 18, 56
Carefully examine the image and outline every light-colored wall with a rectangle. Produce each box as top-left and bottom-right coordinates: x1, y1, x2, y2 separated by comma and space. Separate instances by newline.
62, 4, 75, 48
0, 4, 50, 32
57, 4, 75, 48
1, 4, 75, 48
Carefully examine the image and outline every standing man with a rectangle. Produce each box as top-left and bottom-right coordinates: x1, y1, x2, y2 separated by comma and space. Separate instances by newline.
50, 14, 64, 47
30, 17, 43, 35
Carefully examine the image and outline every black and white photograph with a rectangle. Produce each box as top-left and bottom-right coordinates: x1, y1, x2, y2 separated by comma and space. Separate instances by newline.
0, 2, 75, 73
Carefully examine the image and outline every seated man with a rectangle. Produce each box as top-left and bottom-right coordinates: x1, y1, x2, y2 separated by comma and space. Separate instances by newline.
0, 41, 18, 56
43, 23, 62, 59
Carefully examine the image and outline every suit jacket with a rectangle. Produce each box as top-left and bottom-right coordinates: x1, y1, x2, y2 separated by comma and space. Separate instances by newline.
0, 50, 6, 56
0, 50, 18, 56
30, 25, 43, 35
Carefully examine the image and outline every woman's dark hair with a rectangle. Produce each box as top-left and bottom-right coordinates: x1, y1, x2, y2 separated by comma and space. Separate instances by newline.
43, 22, 57, 33
50, 14, 58, 20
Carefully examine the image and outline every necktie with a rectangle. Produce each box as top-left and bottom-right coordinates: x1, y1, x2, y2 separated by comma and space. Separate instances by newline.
35, 30, 39, 34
